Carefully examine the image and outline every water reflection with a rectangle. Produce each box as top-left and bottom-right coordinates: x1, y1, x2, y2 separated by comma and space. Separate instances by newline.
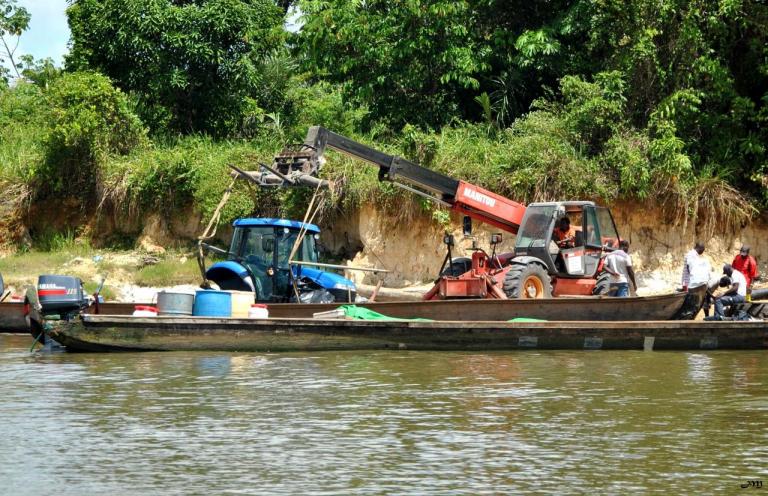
0, 334, 766, 495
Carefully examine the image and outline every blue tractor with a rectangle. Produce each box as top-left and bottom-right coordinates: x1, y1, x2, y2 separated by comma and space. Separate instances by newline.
203, 218, 357, 303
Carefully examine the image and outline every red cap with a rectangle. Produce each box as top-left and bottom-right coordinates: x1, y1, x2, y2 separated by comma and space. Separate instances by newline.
251, 304, 267, 308
134, 305, 157, 312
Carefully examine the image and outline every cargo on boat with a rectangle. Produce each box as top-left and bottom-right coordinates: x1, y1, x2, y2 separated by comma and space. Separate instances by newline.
37, 283, 708, 322
38, 314, 768, 352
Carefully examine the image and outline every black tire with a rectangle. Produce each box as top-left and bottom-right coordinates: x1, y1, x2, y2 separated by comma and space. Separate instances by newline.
440, 257, 472, 277
592, 271, 612, 296
751, 288, 768, 300
503, 264, 552, 299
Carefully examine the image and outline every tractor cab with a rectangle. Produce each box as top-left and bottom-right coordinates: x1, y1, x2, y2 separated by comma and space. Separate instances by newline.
514, 202, 621, 278
205, 218, 356, 303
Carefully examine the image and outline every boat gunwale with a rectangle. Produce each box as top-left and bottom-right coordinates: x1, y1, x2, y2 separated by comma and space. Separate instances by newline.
77, 314, 767, 330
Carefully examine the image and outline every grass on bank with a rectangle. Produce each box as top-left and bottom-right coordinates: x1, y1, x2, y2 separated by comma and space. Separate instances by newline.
134, 257, 203, 287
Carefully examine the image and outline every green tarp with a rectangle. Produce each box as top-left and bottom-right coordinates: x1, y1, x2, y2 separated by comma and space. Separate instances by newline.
338, 305, 433, 322
338, 305, 547, 322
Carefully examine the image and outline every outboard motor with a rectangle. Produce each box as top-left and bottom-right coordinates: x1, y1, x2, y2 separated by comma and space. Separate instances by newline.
37, 275, 90, 318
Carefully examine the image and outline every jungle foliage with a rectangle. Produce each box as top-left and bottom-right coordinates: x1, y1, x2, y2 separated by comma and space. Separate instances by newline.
66, 0, 286, 136
0, 0, 766, 247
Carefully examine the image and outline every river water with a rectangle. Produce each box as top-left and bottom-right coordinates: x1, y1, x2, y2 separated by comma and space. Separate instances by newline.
0, 334, 766, 495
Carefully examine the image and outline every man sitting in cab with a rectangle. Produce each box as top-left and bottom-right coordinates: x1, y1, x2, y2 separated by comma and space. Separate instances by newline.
553, 217, 577, 249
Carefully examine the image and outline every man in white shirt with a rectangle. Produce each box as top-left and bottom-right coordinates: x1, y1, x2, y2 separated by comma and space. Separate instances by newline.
681, 242, 711, 291
713, 264, 747, 319
603, 240, 637, 297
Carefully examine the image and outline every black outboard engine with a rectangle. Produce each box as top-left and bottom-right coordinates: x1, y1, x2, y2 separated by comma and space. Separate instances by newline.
37, 275, 90, 318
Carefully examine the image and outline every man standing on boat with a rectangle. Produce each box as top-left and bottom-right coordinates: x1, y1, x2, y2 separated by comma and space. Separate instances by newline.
681, 242, 711, 291
712, 264, 748, 319
604, 240, 636, 297
731, 245, 759, 301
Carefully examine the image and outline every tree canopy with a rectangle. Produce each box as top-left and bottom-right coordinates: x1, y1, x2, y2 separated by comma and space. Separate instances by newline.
66, 0, 286, 136
0, 0, 30, 83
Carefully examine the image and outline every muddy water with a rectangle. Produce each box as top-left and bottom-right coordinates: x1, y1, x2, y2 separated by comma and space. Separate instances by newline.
0, 334, 766, 495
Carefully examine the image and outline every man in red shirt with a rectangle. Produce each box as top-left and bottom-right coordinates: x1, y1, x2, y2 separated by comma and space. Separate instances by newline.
731, 245, 759, 290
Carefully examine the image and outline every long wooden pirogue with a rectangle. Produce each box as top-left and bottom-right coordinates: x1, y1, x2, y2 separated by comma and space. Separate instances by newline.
41, 314, 768, 352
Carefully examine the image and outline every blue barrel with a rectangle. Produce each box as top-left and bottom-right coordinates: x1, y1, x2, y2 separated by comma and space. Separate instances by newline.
192, 290, 232, 317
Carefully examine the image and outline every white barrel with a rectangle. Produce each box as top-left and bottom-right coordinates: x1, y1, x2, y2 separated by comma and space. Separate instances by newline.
248, 304, 269, 319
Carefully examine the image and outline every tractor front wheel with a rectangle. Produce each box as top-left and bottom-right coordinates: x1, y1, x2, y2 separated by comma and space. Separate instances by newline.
503, 264, 552, 299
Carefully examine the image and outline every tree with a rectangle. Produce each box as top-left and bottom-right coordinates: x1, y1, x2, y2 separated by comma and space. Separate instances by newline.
298, 0, 493, 129
40, 72, 147, 199
66, 0, 286, 136
0, 0, 30, 84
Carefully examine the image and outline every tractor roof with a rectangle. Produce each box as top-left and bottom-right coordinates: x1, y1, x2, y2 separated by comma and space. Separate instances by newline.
527, 201, 596, 212
233, 218, 320, 233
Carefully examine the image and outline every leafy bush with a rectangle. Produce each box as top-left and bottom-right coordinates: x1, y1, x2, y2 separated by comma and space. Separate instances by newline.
39, 71, 146, 198
0, 81, 49, 182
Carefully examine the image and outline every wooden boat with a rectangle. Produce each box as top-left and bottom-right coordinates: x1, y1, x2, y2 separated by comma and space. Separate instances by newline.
60, 284, 709, 321
39, 314, 768, 352
0, 301, 28, 333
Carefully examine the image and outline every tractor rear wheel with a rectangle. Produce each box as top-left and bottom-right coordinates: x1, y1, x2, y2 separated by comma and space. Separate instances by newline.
592, 271, 612, 296
503, 264, 552, 299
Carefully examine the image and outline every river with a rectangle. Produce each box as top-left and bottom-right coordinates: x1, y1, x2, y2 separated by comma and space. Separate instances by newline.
0, 333, 766, 495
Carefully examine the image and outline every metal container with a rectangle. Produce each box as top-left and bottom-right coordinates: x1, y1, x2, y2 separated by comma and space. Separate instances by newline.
157, 291, 195, 317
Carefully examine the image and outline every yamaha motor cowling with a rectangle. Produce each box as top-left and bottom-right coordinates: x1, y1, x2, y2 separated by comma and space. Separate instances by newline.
37, 275, 90, 317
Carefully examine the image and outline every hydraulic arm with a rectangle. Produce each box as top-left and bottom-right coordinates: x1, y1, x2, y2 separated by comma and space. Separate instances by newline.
266, 126, 527, 234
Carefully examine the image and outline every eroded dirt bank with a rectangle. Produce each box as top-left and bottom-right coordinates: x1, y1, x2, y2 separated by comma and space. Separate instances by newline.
5, 200, 768, 298
321, 203, 768, 294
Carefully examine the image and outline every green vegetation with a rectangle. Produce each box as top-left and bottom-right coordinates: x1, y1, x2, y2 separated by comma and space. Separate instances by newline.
67, 0, 285, 136
134, 257, 204, 287
0, 0, 765, 251
0, 0, 30, 83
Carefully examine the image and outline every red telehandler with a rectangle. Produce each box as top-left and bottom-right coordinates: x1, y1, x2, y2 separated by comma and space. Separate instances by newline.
246, 126, 624, 299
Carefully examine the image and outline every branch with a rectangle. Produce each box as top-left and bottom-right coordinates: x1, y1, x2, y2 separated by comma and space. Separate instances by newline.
0, 34, 21, 79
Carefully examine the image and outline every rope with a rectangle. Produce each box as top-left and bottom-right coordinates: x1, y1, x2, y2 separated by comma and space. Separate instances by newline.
29, 327, 44, 352
287, 182, 324, 302
197, 178, 237, 286
288, 181, 324, 263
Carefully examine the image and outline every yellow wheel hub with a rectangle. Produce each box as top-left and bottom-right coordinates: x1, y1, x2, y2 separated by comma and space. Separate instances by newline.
522, 276, 544, 298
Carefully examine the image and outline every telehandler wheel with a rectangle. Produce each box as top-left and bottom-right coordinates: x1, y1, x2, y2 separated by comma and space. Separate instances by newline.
440, 257, 472, 277
503, 264, 552, 299
592, 271, 612, 296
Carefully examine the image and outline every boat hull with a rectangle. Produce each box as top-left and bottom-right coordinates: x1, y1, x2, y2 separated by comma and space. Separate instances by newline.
43, 314, 768, 352
0, 302, 28, 333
